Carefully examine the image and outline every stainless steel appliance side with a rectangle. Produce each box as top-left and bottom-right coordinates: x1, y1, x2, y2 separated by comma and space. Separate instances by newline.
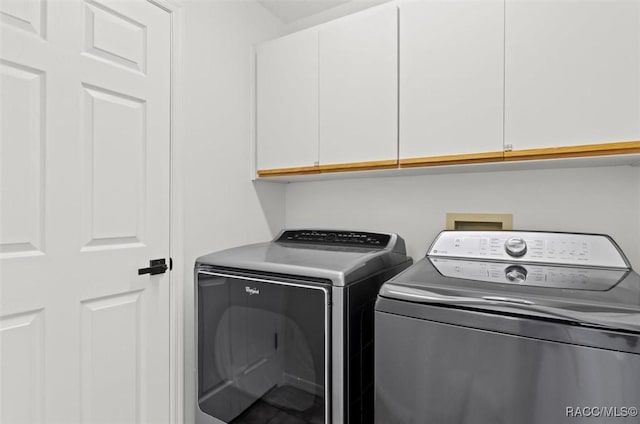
331, 287, 345, 424
375, 309, 640, 424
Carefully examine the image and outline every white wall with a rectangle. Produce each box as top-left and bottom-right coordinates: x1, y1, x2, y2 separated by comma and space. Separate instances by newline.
282, 0, 390, 33
285, 166, 640, 268
181, 1, 285, 422
178, 3, 640, 421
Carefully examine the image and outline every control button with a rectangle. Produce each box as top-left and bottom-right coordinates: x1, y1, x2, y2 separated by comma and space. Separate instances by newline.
505, 265, 527, 283
505, 237, 527, 257
326, 233, 336, 242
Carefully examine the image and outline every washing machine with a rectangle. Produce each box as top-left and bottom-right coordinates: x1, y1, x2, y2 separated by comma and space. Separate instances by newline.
195, 229, 412, 424
375, 230, 640, 424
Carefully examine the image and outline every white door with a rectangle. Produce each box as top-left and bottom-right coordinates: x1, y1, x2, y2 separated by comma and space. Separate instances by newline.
256, 28, 319, 173
318, 4, 398, 168
399, 0, 504, 161
0, 0, 172, 423
505, 0, 640, 151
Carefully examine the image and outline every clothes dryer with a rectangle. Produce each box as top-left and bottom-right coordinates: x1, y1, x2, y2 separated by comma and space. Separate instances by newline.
196, 229, 412, 424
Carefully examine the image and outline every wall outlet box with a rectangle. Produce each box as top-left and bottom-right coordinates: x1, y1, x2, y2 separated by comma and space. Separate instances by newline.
446, 213, 513, 231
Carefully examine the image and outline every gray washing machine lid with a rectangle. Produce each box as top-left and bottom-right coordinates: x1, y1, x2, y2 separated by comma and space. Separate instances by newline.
379, 231, 640, 333
195, 229, 411, 286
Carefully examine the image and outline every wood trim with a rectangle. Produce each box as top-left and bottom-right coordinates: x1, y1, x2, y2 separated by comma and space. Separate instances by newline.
257, 159, 398, 177
257, 141, 640, 178
317, 159, 399, 173
400, 151, 504, 168
257, 165, 320, 177
504, 141, 640, 161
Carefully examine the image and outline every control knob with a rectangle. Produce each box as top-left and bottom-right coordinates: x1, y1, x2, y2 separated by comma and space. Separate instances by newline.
504, 237, 527, 257
505, 265, 527, 284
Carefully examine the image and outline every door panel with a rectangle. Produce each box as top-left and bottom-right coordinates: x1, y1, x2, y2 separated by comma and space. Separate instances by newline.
256, 29, 319, 171
504, 0, 640, 150
0, 60, 45, 257
81, 83, 147, 250
0, 310, 45, 424
399, 0, 504, 159
0, 0, 47, 38
318, 4, 398, 166
84, 0, 147, 73
0, 1, 172, 423
81, 291, 142, 424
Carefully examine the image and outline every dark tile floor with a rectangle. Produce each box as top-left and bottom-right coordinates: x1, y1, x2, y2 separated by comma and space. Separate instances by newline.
231, 385, 324, 424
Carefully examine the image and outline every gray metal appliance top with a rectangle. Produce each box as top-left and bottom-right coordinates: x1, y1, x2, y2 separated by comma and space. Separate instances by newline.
379, 231, 640, 333
196, 229, 410, 286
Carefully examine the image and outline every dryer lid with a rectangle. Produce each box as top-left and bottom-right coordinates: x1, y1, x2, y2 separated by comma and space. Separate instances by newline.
195, 229, 411, 286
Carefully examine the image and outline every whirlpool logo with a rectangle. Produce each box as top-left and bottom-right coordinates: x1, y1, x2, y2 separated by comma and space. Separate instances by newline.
245, 286, 260, 296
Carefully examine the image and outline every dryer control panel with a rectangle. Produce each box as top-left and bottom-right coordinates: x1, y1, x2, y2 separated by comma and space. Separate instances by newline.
276, 229, 391, 248
428, 231, 629, 269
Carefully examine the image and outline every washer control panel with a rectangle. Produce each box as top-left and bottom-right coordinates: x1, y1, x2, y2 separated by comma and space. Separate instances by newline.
428, 231, 629, 269
429, 257, 628, 290
277, 229, 391, 248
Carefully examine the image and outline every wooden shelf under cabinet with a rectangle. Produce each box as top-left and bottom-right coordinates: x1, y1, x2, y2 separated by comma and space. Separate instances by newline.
257, 159, 397, 177
399, 151, 504, 168
256, 141, 640, 178
504, 140, 640, 161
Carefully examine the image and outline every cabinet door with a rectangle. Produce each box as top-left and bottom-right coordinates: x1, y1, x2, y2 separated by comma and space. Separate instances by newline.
505, 0, 640, 151
319, 4, 398, 168
399, 0, 504, 163
256, 29, 318, 172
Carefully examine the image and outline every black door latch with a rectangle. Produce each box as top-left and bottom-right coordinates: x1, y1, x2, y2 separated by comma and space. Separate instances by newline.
138, 258, 168, 275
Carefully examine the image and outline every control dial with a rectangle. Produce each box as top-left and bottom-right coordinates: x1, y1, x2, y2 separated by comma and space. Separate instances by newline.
505, 265, 527, 283
504, 237, 527, 257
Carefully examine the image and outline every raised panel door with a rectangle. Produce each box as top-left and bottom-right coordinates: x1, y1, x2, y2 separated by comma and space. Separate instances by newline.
0, 1, 172, 422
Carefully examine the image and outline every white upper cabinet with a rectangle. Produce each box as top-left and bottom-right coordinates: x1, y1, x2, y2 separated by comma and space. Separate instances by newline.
505, 0, 640, 151
255, 0, 640, 178
399, 0, 505, 161
318, 4, 398, 167
256, 29, 319, 171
